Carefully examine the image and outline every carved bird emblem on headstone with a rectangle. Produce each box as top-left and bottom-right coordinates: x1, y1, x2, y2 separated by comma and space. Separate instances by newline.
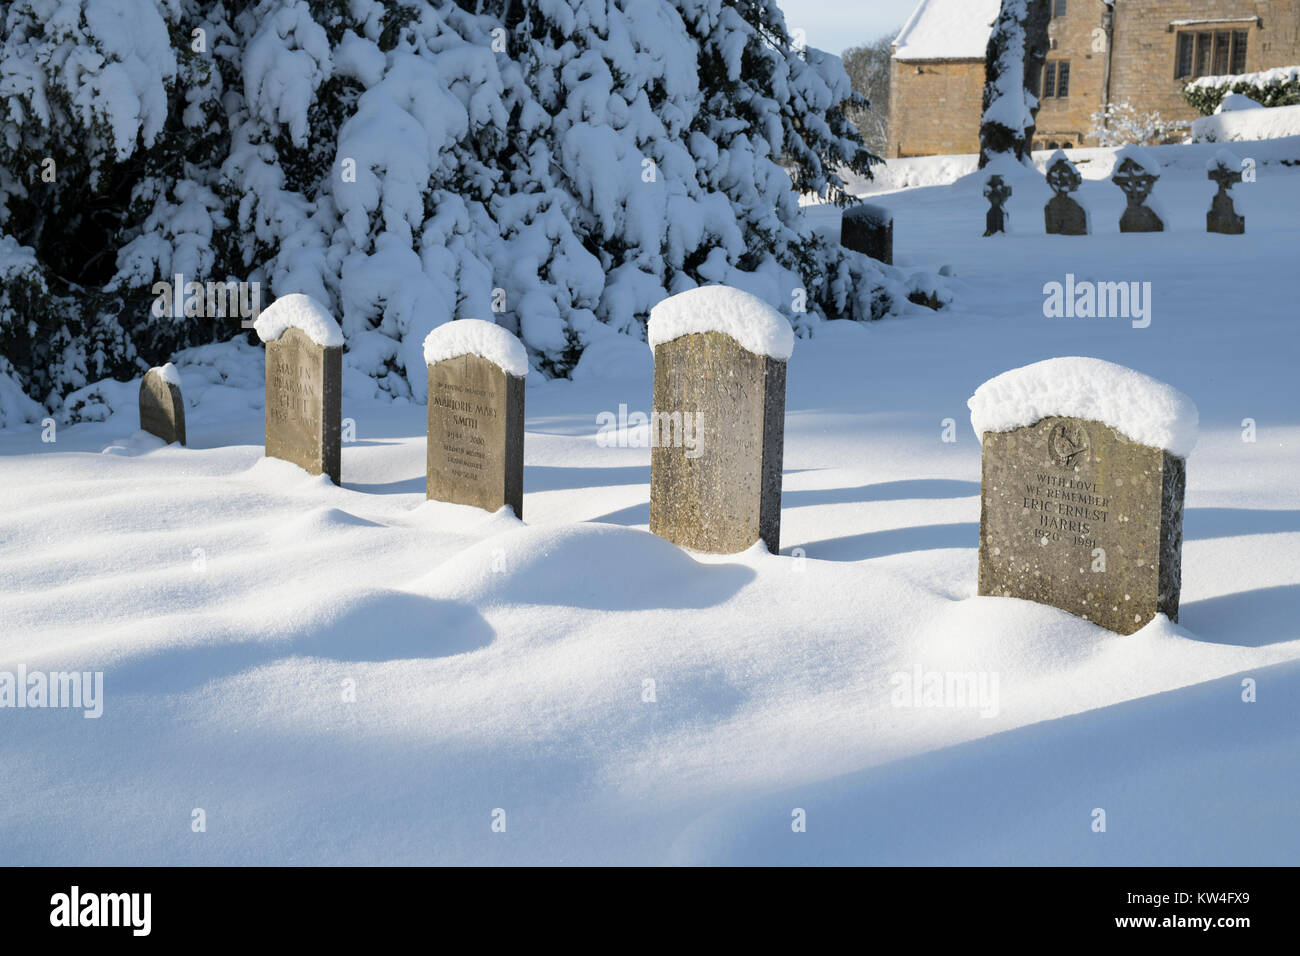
1050, 423, 1086, 468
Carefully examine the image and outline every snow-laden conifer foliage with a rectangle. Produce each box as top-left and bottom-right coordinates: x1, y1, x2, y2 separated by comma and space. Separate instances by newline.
978, 0, 1048, 169
0, 0, 900, 411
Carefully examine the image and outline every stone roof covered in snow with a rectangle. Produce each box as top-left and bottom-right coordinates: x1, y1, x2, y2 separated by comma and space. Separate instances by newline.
892, 0, 1001, 62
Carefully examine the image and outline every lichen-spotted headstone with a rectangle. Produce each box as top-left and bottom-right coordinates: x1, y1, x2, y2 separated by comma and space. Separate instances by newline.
138, 363, 186, 445
423, 319, 527, 516
254, 293, 343, 485
971, 358, 1197, 635
647, 286, 791, 555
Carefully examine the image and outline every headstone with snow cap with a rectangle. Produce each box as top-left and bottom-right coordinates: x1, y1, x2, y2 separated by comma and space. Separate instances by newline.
647, 286, 790, 555
1112, 146, 1164, 233
424, 319, 527, 517
971, 358, 1196, 635
255, 293, 343, 485
139, 363, 186, 445
1044, 151, 1088, 236
1206, 150, 1246, 235
841, 203, 893, 264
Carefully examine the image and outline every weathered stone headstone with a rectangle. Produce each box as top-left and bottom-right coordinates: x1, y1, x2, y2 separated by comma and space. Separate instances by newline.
423, 319, 527, 516
647, 286, 790, 555
1112, 149, 1164, 233
1206, 151, 1246, 235
841, 203, 893, 264
971, 358, 1196, 635
138, 363, 186, 445
254, 294, 343, 485
1044, 152, 1088, 235
983, 175, 1011, 236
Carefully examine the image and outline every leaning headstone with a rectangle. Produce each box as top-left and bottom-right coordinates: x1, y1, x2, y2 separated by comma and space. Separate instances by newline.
254, 293, 343, 485
983, 175, 1011, 236
841, 203, 893, 264
139, 363, 186, 445
1044, 151, 1088, 235
1112, 146, 1164, 233
1206, 149, 1246, 235
970, 358, 1197, 635
647, 286, 791, 555
424, 319, 527, 517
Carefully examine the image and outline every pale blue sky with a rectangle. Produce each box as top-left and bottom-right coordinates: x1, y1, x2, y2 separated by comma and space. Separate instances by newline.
777, 0, 919, 55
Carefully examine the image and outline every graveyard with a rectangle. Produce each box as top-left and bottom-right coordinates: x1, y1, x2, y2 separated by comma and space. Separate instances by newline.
1, 129, 1297, 866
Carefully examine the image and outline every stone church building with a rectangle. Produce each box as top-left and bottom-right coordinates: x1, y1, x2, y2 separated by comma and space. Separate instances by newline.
886, 0, 1300, 157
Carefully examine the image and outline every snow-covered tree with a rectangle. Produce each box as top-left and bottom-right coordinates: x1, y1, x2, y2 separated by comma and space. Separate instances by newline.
978, 0, 1049, 168
1, 0, 905, 412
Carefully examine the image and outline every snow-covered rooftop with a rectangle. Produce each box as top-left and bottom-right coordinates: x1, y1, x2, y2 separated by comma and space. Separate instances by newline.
893, 0, 1001, 62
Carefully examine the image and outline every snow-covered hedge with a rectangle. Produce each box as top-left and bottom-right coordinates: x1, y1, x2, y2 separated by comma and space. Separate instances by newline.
0, 0, 906, 414
1185, 66, 1300, 116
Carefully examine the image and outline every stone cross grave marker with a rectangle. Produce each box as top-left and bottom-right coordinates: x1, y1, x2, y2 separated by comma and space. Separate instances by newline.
424, 319, 527, 516
1044, 153, 1088, 235
255, 294, 343, 485
1112, 151, 1164, 233
972, 358, 1196, 635
1207, 152, 1246, 235
647, 286, 791, 555
138, 364, 186, 445
983, 175, 1012, 236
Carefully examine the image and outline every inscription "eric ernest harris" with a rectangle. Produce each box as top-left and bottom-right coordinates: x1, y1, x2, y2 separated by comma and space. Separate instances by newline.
1020, 473, 1111, 548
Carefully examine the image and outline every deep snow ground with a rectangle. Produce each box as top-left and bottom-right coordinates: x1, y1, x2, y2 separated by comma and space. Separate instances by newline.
1, 146, 1298, 865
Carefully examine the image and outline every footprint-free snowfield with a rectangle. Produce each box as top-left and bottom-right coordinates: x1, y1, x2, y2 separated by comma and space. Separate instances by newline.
2, 144, 1298, 866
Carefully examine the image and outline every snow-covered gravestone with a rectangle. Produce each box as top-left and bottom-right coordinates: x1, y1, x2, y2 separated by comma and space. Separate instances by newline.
1206, 150, 1246, 235
423, 320, 527, 517
983, 175, 1011, 236
1112, 146, 1164, 233
254, 294, 344, 485
841, 203, 893, 264
1044, 152, 1088, 236
647, 287, 791, 555
139, 363, 186, 445
970, 358, 1197, 635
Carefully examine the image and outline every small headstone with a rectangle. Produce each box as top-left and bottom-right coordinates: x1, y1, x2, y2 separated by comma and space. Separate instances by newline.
983, 175, 1011, 236
423, 319, 527, 516
841, 203, 893, 264
1044, 152, 1088, 235
971, 358, 1197, 636
254, 294, 343, 485
1112, 148, 1164, 233
1206, 151, 1246, 235
138, 364, 186, 445
647, 287, 791, 555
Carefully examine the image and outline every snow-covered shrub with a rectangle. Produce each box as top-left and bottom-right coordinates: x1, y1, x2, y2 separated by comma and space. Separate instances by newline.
1185, 66, 1300, 116
1089, 102, 1191, 147
0, 0, 906, 412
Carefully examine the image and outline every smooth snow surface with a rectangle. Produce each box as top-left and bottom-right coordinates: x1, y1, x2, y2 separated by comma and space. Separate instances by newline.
422, 319, 530, 377
3, 143, 1298, 865
647, 285, 795, 360
968, 357, 1199, 457
253, 293, 344, 347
